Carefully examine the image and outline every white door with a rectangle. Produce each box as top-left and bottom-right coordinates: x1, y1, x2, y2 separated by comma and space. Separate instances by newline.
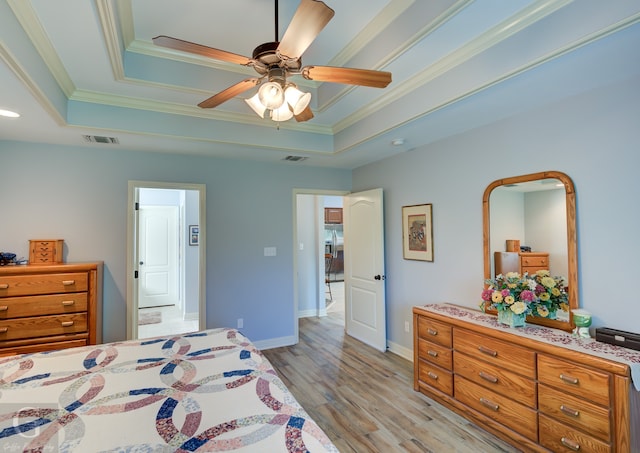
138, 205, 179, 308
343, 188, 386, 351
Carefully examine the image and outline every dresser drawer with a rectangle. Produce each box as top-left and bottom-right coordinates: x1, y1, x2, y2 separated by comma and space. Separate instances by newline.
417, 316, 452, 348
539, 414, 611, 453
0, 313, 87, 341
0, 273, 88, 297
417, 338, 452, 369
453, 328, 536, 379
539, 384, 610, 442
418, 360, 453, 396
453, 351, 536, 408
454, 375, 538, 441
538, 355, 611, 407
0, 293, 88, 318
520, 254, 548, 268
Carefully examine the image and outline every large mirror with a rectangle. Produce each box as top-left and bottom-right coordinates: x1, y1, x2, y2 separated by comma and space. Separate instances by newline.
482, 171, 578, 332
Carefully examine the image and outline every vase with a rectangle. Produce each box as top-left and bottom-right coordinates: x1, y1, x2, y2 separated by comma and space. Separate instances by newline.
497, 308, 526, 327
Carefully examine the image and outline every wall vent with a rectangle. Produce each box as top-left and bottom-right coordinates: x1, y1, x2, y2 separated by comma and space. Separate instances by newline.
83, 135, 119, 144
283, 155, 308, 162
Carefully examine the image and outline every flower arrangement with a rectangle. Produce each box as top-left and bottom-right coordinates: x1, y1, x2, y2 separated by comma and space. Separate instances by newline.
480, 270, 569, 325
480, 272, 535, 318
528, 270, 568, 318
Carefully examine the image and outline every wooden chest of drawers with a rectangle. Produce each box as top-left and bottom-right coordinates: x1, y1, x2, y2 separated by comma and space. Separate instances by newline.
413, 304, 638, 453
29, 239, 64, 264
0, 263, 102, 355
494, 251, 549, 276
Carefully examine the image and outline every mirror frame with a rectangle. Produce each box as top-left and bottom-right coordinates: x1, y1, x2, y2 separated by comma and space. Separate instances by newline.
482, 171, 578, 332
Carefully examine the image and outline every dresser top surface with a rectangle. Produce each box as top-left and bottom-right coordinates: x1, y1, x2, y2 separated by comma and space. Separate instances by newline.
415, 303, 640, 390
0, 262, 102, 275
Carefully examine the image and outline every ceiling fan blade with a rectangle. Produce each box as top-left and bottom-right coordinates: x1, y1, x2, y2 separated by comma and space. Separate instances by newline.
198, 79, 260, 109
294, 105, 314, 122
153, 35, 252, 66
277, 0, 335, 60
302, 66, 392, 88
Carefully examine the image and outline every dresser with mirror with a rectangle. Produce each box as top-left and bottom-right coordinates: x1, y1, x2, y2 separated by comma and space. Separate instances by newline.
414, 171, 639, 452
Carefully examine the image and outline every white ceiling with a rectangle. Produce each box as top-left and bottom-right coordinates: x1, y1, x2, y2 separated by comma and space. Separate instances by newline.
1, 0, 639, 169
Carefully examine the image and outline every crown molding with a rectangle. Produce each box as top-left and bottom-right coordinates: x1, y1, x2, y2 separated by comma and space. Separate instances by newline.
0, 43, 66, 126
333, 0, 574, 134
6, 0, 75, 97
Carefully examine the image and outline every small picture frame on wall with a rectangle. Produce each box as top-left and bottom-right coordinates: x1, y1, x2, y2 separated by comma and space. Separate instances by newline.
402, 204, 433, 261
189, 225, 199, 246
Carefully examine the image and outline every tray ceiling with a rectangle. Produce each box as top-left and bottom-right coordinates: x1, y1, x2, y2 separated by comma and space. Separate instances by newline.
1, 0, 639, 168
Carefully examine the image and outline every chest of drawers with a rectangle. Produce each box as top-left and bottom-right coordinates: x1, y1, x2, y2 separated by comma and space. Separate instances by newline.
0, 263, 102, 355
494, 251, 549, 276
29, 239, 64, 264
414, 304, 639, 452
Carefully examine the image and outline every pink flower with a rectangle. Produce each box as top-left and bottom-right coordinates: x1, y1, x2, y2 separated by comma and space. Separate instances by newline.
520, 290, 535, 302
481, 289, 493, 301
501, 289, 511, 297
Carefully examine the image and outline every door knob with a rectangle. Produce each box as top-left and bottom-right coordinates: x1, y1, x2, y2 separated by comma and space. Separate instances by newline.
139, 261, 144, 265
374, 274, 385, 280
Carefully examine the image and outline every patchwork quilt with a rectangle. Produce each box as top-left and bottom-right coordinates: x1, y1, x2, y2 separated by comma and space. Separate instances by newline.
0, 328, 339, 452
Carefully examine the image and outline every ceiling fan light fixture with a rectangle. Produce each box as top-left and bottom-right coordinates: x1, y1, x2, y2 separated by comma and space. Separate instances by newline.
245, 93, 267, 118
271, 103, 294, 122
258, 81, 285, 110
284, 85, 311, 115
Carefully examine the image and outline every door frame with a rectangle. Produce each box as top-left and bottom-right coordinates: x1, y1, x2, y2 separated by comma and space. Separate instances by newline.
126, 181, 207, 340
292, 188, 349, 344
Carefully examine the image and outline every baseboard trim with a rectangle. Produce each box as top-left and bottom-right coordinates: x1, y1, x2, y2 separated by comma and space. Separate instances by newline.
253, 335, 297, 351
184, 311, 198, 321
387, 340, 413, 362
298, 308, 328, 318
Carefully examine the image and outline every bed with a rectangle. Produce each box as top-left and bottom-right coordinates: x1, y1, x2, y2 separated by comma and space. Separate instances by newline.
0, 328, 339, 452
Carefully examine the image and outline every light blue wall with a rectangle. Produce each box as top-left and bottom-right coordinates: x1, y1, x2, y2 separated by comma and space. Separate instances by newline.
0, 143, 351, 344
353, 75, 640, 352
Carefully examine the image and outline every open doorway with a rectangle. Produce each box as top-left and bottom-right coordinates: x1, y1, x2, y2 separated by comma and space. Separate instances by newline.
294, 191, 348, 343
323, 196, 345, 316
126, 181, 207, 340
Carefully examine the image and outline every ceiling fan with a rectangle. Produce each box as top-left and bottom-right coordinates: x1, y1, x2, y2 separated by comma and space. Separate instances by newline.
153, 0, 392, 123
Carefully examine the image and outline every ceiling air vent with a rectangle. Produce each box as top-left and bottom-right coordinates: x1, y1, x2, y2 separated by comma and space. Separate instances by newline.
283, 155, 308, 162
83, 135, 119, 144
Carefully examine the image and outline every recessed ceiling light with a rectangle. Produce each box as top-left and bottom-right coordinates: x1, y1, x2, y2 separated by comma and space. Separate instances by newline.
0, 109, 20, 118
391, 138, 405, 146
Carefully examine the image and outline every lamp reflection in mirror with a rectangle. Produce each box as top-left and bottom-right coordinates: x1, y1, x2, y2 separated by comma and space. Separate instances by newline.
244, 83, 311, 123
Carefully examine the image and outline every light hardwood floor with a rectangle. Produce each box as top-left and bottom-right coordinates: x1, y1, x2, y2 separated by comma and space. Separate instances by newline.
262, 311, 520, 452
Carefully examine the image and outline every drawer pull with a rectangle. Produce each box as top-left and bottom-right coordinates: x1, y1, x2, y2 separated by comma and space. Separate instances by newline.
0, 306, 8, 312
560, 437, 581, 451
478, 345, 498, 357
479, 397, 499, 412
61, 300, 75, 306
560, 405, 580, 418
427, 371, 439, 381
0, 327, 7, 333
559, 373, 579, 385
427, 328, 438, 336
479, 371, 498, 384
61, 321, 74, 327
62, 280, 76, 286
427, 350, 438, 358
0, 284, 8, 289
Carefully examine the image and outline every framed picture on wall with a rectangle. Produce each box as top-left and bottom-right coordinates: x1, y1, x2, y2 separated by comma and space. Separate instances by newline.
189, 225, 199, 246
402, 204, 433, 261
